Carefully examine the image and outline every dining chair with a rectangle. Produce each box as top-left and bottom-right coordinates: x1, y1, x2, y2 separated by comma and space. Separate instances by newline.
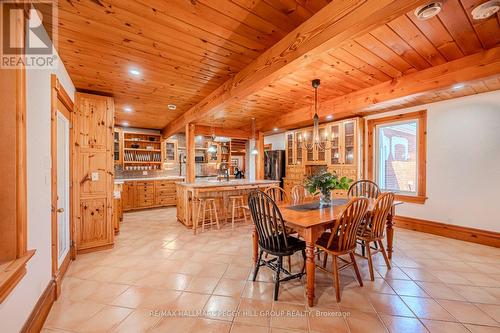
291, 184, 318, 204
316, 197, 369, 302
248, 191, 306, 301
348, 180, 380, 199
348, 180, 380, 256
357, 192, 394, 280
264, 186, 291, 204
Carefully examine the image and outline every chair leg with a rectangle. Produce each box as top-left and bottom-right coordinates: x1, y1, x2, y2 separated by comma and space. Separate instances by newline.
195, 200, 202, 234
378, 240, 391, 269
365, 241, 375, 281
332, 255, 341, 302
213, 201, 220, 230
361, 241, 366, 256
274, 256, 282, 301
241, 200, 248, 223
350, 252, 364, 287
253, 250, 263, 281
201, 201, 207, 232
287, 256, 292, 272
301, 249, 306, 274
322, 252, 328, 268
231, 200, 235, 229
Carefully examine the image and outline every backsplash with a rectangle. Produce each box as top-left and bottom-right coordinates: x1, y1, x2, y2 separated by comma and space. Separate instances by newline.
115, 163, 219, 179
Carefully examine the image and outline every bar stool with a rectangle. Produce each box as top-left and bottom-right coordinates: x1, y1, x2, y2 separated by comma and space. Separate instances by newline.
229, 195, 248, 228
194, 197, 220, 232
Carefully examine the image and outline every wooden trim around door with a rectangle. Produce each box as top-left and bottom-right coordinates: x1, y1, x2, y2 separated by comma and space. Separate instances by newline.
394, 216, 500, 248
50, 74, 74, 299
367, 110, 427, 204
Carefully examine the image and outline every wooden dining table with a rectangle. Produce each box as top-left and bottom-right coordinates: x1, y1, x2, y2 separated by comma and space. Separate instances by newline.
251, 198, 402, 307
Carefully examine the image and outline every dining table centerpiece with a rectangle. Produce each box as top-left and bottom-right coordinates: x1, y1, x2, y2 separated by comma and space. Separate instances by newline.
304, 171, 352, 207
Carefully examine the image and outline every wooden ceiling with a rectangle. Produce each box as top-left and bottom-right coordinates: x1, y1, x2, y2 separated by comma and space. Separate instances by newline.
47, 0, 332, 129
48, 0, 500, 132
213, 0, 500, 129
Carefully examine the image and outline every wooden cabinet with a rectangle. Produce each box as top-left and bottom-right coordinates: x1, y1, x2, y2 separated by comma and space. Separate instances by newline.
114, 128, 123, 166
164, 139, 178, 163
74, 93, 115, 253
122, 132, 162, 170
327, 118, 362, 169
122, 179, 180, 211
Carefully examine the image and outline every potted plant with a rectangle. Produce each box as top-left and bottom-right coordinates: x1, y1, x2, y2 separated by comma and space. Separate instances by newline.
304, 171, 352, 207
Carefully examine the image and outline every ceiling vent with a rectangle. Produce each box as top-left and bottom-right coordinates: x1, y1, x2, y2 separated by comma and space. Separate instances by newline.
414, 2, 443, 20
471, 0, 500, 20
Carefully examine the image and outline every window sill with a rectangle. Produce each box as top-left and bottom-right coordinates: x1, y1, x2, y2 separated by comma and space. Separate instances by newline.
0, 249, 35, 303
395, 194, 427, 204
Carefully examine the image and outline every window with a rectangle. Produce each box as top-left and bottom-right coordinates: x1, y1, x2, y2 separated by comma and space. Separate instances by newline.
368, 111, 427, 204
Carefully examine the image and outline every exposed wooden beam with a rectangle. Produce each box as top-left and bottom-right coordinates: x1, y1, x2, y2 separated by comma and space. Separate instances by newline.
259, 46, 500, 131
192, 125, 251, 139
161, 0, 429, 138
185, 124, 195, 183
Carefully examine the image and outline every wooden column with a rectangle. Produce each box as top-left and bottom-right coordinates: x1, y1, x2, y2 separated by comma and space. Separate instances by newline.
255, 132, 265, 180
185, 123, 196, 183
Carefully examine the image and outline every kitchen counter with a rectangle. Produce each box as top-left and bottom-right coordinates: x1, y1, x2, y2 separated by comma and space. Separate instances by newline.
115, 176, 184, 182
176, 179, 279, 230
178, 179, 278, 189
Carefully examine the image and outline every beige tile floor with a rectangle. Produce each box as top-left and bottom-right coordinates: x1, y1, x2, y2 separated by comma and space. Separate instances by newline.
43, 207, 500, 333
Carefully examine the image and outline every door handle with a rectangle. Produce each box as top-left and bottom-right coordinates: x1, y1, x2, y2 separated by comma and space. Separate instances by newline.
57, 208, 64, 213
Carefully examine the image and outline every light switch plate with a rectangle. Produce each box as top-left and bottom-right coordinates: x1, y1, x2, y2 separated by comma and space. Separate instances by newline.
142, 171, 148, 175
91, 172, 99, 181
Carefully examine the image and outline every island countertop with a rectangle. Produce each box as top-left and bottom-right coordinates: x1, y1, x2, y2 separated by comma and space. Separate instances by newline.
177, 179, 279, 189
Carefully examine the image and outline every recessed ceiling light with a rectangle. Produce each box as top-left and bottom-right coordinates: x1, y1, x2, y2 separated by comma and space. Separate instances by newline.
129, 68, 141, 76
123, 106, 133, 112
122, 121, 129, 127
452, 83, 465, 90
325, 115, 334, 120
167, 104, 177, 110
471, 0, 500, 20
273, 128, 279, 132
414, 2, 442, 20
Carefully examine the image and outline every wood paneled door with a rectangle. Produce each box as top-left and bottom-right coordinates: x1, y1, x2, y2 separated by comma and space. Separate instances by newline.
74, 93, 115, 253
50, 75, 74, 297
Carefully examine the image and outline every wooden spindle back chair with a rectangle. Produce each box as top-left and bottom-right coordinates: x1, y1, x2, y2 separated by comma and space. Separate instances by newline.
264, 186, 290, 204
248, 191, 306, 301
315, 197, 369, 302
348, 180, 380, 199
291, 185, 307, 205
357, 192, 394, 281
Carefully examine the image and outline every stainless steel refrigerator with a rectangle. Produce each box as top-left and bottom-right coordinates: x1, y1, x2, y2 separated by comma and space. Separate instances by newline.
264, 150, 286, 187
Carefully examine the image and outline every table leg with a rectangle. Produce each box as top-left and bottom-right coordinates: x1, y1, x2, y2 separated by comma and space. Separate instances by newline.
386, 206, 395, 260
252, 226, 259, 265
304, 228, 318, 307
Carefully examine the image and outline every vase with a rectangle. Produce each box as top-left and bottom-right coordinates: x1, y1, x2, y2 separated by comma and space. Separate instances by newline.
319, 191, 332, 207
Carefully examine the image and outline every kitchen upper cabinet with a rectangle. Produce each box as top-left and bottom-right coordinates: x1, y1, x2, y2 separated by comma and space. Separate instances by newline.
285, 132, 294, 166
164, 139, 178, 163
327, 118, 361, 167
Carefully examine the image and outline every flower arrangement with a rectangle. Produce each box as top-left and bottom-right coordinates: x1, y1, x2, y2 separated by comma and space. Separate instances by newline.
304, 171, 352, 206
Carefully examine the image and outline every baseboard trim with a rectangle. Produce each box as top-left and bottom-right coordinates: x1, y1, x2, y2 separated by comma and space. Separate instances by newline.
21, 280, 56, 333
77, 243, 114, 255
394, 215, 500, 248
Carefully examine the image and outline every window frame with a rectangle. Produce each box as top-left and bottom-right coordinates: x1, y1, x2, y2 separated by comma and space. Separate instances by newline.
367, 110, 427, 204
0, 6, 35, 303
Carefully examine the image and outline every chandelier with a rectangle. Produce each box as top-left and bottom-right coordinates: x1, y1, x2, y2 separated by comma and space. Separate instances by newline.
299, 79, 331, 151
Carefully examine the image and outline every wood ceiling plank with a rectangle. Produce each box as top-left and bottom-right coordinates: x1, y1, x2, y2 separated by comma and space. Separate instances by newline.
59, 1, 260, 64
370, 25, 431, 70
437, 0, 483, 55
258, 47, 500, 131
319, 53, 385, 86
342, 41, 403, 78
407, 13, 464, 61
460, 0, 500, 49
355, 33, 415, 74
387, 15, 447, 66
329, 49, 392, 82
161, 0, 431, 138
263, 0, 314, 22
56, 9, 251, 72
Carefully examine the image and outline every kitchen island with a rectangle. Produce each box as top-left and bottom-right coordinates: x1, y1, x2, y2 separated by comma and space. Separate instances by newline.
176, 179, 279, 230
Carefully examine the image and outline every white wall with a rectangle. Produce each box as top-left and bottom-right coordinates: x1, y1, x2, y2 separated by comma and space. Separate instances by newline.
264, 133, 286, 150
365, 90, 500, 232
0, 13, 75, 333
